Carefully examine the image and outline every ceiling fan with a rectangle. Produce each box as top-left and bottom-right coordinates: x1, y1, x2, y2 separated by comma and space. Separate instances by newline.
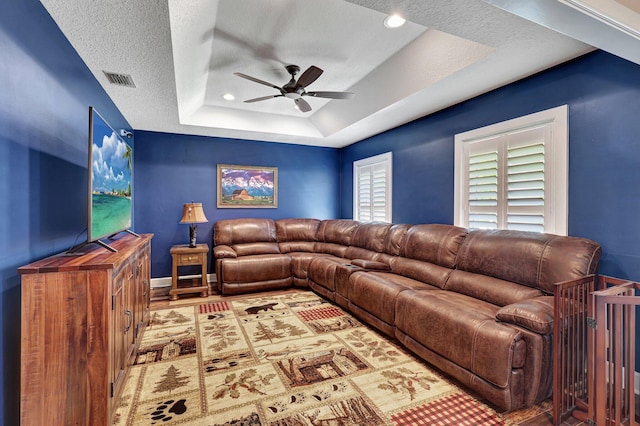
234, 64, 355, 112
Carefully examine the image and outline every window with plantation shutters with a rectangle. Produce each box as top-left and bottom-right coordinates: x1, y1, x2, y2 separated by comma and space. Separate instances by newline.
455, 105, 568, 235
354, 152, 392, 222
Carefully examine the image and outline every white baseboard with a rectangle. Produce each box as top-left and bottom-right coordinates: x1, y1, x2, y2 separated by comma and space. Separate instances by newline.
151, 273, 216, 288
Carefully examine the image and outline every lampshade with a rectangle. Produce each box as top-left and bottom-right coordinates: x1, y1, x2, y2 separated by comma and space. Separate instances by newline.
179, 203, 208, 224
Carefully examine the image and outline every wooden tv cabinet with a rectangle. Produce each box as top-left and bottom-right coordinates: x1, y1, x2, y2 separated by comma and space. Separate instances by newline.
19, 233, 153, 426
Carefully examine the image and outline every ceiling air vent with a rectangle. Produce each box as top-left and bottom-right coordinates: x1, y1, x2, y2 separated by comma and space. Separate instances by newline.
103, 71, 136, 88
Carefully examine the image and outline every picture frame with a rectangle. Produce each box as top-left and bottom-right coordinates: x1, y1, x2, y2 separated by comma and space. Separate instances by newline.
217, 164, 278, 208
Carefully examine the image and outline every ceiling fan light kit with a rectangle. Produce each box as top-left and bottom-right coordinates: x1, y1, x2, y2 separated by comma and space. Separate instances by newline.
234, 64, 355, 113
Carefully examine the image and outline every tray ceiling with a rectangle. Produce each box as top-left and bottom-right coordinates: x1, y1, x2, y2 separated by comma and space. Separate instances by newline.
39, 0, 617, 147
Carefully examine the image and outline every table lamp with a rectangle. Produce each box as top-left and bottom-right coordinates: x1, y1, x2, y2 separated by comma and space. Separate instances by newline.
179, 202, 208, 247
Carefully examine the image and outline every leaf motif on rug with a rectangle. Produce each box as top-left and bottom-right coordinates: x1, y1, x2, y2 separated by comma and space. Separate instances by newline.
202, 320, 241, 352
342, 328, 402, 363
377, 366, 439, 400
213, 368, 277, 400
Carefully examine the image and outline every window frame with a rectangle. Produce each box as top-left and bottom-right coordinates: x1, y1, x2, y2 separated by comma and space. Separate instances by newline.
353, 152, 393, 223
454, 105, 568, 235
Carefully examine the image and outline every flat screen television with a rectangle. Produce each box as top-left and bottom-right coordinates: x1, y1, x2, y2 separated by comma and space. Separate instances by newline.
86, 106, 135, 251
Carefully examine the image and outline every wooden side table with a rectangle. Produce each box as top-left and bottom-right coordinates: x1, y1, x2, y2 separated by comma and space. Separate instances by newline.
170, 244, 209, 300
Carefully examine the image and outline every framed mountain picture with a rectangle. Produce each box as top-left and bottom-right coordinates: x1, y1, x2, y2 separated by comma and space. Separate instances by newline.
217, 164, 278, 208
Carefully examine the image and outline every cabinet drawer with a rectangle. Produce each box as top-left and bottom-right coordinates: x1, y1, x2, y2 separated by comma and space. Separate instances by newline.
179, 254, 202, 265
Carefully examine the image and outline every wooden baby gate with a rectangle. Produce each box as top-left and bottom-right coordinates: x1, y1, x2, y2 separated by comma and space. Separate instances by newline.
554, 275, 640, 425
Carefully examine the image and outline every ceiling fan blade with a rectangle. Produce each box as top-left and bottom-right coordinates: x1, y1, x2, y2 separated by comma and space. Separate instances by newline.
295, 98, 312, 112
234, 72, 282, 91
296, 65, 323, 88
244, 95, 283, 103
305, 91, 355, 100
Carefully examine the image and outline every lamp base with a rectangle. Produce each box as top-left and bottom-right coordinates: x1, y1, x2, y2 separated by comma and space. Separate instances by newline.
189, 224, 197, 248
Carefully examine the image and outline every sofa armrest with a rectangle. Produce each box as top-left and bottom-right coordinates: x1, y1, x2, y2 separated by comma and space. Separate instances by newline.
495, 296, 554, 335
351, 259, 390, 271
214, 245, 237, 259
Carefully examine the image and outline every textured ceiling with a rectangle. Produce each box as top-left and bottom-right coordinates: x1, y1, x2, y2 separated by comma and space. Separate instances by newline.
38, 0, 627, 148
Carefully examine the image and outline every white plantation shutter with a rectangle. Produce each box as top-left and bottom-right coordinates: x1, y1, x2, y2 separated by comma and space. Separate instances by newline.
455, 106, 568, 235
467, 145, 499, 229
354, 152, 392, 222
507, 128, 547, 232
357, 166, 373, 221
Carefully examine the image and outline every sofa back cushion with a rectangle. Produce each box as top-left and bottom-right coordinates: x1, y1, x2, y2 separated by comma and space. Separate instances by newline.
214, 218, 280, 256
400, 224, 468, 268
276, 218, 320, 253
455, 230, 602, 294
232, 242, 281, 257
351, 222, 392, 252
389, 257, 455, 289
383, 224, 411, 256
214, 218, 277, 245
345, 246, 382, 262
445, 270, 544, 307
316, 220, 360, 245
276, 218, 320, 241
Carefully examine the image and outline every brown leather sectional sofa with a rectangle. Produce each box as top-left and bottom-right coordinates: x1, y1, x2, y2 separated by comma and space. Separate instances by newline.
213, 218, 601, 411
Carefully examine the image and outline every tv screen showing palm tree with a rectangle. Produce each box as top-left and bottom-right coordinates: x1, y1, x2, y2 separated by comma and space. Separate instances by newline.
88, 107, 132, 242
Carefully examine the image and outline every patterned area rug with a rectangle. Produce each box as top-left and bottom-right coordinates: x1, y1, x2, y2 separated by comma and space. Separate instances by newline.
113, 291, 516, 425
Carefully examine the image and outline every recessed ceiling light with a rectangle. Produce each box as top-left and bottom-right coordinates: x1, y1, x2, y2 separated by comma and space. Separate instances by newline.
223, 93, 235, 101
384, 14, 406, 29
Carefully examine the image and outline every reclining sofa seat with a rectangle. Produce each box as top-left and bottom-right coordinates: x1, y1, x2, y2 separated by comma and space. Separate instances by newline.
307, 220, 396, 301
394, 229, 600, 410
345, 224, 467, 337
212, 217, 602, 412
213, 218, 291, 294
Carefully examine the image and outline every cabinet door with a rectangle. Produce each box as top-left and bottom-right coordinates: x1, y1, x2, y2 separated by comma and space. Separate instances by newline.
135, 246, 151, 338
111, 271, 125, 398
112, 263, 134, 399
124, 261, 136, 363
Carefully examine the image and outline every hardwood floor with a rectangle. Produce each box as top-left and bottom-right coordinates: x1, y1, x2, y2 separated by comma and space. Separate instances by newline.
150, 285, 585, 426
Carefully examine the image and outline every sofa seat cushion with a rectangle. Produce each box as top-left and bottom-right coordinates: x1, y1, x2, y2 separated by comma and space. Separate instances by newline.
395, 289, 526, 389
289, 252, 332, 280
349, 271, 439, 326
218, 254, 292, 284
307, 256, 351, 292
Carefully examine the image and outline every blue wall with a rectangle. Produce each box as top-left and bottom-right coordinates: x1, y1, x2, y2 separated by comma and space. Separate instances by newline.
133, 131, 339, 278
340, 50, 640, 282
0, 0, 131, 423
